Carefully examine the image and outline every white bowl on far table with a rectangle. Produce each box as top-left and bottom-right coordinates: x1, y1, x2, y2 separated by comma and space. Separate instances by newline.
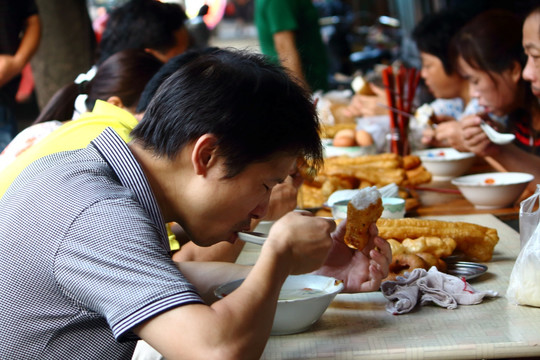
451, 172, 534, 209
414, 147, 476, 181
214, 274, 343, 335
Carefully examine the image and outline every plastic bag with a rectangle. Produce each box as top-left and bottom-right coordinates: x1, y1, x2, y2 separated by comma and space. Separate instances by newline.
507, 185, 540, 306
519, 184, 540, 249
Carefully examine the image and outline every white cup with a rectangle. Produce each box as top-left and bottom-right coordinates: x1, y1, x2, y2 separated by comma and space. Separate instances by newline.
382, 197, 406, 219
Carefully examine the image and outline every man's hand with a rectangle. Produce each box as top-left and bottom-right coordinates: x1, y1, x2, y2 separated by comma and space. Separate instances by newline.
314, 220, 391, 293
263, 211, 335, 275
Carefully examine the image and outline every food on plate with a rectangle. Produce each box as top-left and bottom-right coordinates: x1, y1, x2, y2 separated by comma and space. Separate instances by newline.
400, 236, 456, 258
351, 75, 376, 96
415, 103, 436, 127
330, 103, 355, 124
376, 218, 499, 262
402, 154, 422, 170
344, 186, 383, 250
385, 238, 451, 280
320, 123, 356, 139
297, 153, 431, 209
386, 253, 429, 281
355, 129, 374, 147
333, 128, 357, 147
381, 220, 494, 281
484, 178, 496, 185
405, 164, 432, 186
416, 252, 447, 272
387, 239, 405, 255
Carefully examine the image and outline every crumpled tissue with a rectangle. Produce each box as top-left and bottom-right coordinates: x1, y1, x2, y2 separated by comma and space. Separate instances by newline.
380, 266, 498, 315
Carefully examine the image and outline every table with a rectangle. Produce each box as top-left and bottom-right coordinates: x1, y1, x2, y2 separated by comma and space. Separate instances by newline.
237, 214, 540, 360
410, 184, 521, 221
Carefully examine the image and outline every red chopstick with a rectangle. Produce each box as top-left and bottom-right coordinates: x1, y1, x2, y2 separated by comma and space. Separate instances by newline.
382, 67, 399, 154
396, 65, 407, 155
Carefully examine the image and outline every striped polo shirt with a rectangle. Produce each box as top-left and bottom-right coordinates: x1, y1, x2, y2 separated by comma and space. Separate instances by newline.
0, 127, 203, 359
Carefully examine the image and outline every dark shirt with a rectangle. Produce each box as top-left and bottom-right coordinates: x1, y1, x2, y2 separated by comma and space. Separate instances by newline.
0, 0, 38, 102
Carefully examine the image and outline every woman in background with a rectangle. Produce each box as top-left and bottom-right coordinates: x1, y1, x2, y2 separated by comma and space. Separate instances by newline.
0, 49, 162, 172
458, 8, 540, 195
412, 9, 484, 149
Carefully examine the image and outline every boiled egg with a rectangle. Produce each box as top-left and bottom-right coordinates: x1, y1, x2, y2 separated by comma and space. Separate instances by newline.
355, 129, 374, 147
333, 129, 357, 147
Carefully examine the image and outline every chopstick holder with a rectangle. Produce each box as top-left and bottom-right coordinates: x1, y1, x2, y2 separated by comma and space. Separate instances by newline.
382, 65, 422, 156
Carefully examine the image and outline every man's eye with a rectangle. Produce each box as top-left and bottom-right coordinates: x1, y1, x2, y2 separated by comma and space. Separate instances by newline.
263, 184, 270, 191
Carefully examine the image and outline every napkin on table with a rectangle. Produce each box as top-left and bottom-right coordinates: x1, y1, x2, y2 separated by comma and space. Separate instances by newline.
381, 266, 498, 315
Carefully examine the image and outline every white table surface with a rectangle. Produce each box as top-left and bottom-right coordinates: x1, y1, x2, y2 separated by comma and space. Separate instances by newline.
236, 214, 540, 360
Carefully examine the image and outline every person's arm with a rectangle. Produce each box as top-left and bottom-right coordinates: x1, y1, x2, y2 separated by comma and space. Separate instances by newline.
342, 83, 387, 118
170, 222, 245, 262
134, 212, 335, 360
273, 30, 309, 91
0, 14, 41, 87
172, 240, 245, 262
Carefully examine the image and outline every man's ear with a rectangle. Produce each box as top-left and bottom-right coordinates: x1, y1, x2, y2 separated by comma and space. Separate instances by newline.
191, 134, 218, 176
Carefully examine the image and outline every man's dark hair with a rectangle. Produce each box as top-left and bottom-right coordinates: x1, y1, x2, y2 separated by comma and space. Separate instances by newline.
96, 0, 188, 65
412, 10, 474, 75
131, 48, 323, 178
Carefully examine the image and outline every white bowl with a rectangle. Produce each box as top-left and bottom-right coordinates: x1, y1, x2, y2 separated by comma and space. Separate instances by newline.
451, 172, 534, 209
414, 147, 476, 181
214, 274, 343, 335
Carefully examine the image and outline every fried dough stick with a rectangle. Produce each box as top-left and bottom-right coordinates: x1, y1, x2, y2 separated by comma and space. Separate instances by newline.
376, 218, 499, 262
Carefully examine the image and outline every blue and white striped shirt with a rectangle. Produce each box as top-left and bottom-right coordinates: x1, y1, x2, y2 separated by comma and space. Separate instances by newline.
0, 127, 203, 359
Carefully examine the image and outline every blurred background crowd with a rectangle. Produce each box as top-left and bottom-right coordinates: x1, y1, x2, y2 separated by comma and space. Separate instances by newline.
2, 0, 540, 153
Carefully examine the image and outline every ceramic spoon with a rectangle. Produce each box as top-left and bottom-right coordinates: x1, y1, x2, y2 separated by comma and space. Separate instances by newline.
480, 121, 515, 145
237, 231, 267, 245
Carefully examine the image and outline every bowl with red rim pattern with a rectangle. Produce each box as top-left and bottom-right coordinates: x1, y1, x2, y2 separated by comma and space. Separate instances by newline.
451, 172, 534, 209
414, 147, 476, 181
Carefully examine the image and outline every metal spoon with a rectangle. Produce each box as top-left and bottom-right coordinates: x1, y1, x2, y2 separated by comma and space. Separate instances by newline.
480, 121, 515, 145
